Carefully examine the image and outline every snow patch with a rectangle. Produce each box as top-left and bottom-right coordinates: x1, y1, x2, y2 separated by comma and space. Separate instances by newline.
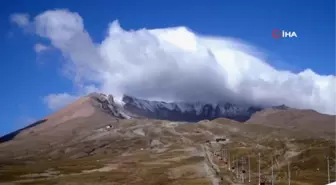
133, 128, 145, 136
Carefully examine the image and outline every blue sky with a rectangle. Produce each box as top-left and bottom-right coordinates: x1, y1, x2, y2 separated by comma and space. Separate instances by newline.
0, 0, 335, 136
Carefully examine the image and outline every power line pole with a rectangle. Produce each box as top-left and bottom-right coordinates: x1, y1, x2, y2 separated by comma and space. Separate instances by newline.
241, 157, 245, 183
288, 161, 291, 185
223, 147, 227, 162
228, 151, 231, 171
248, 155, 251, 183
222, 147, 225, 160
327, 156, 330, 184
271, 156, 274, 185
232, 155, 235, 175
237, 156, 239, 179
221, 147, 224, 164
258, 153, 261, 185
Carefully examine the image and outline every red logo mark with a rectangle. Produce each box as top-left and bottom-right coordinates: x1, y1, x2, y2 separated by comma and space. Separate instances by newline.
272, 29, 281, 39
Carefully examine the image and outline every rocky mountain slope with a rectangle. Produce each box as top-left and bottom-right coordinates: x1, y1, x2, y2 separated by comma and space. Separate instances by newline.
122, 95, 263, 122
0, 93, 335, 185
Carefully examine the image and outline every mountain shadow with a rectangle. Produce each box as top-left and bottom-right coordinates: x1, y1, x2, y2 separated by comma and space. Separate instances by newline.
0, 119, 47, 143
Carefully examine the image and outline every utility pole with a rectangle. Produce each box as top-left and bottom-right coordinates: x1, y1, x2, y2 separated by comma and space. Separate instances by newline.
223, 147, 227, 161
237, 156, 239, 179
258, 153, 261, 185
221, 148, 224, 163
327, 156, 330, 184
222, 147, 224, 160
288, 161, 291, 185
271, 156, 274, 185
241, 157, 245, 183
228, 151, 231, 171
248, 155, 251, 183
233, 156, 235, 175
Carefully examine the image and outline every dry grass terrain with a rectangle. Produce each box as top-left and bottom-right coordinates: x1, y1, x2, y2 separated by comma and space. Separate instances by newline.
0, 95, 334, 185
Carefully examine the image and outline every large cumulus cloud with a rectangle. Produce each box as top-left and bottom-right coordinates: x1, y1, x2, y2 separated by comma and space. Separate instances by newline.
10, 9, 335, 115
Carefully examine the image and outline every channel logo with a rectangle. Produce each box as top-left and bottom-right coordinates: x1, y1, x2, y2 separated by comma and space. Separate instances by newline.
272, 29, 298, 39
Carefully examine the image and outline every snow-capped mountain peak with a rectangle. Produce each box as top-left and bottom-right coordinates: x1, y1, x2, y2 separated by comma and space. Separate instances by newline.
122, 95, 263, 122
89, 93, 290, 122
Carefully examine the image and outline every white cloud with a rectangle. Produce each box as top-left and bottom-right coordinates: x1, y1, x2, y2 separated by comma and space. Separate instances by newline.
43, 93, 78, 110
34, 43, 49, 53
10, 13, 30, 27
14, 9, 336, 115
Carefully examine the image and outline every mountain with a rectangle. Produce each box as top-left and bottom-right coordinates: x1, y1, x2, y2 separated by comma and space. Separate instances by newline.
122, 95, 263, 122
0, 93, 124, 153
0, 93, 335, 185
245, 107, 336, 134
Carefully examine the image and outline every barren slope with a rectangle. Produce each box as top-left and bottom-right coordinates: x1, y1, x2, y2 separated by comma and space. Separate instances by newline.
0, 93, 123, 157
0, 94, 335, 185
245, 108, 335, 137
